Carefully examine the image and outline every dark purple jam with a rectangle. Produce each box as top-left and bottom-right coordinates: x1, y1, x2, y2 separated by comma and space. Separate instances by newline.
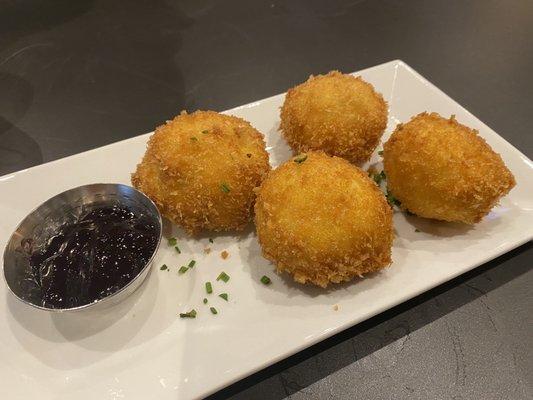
29, 204, 158, 309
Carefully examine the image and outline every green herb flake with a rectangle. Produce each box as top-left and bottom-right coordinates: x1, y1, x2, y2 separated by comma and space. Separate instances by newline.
220, 183, 231, 193
260, 275, 271, 285
190, 136, 198, 142
210, 307, 218, 315
188, 260, 196, 268
294, 154, 307, 164
203, 298, 208, 304
216, 271, 230, 283
378, 150, 384, 156
386, 190, 402, 207
179, 309, 197, 318
205, 281, 213, 294
178, 266, 189, 274
219, 293, 229, 301
201, 130, 209, 134
168, 237, 177, 246
373, 170, 386, 185
415, 228, 421, 232
209, 238, 214, 243
160, 264, 168, 271
174, 245, 181, 254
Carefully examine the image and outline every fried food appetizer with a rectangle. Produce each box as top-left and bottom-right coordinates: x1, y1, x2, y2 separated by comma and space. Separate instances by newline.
383, 112, 516, 224
254, 151, 393, 287
280, 71, 388, 164
132, 110, 270, 234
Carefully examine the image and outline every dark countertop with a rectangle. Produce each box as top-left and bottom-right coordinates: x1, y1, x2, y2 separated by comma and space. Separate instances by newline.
1, 1, 531, 399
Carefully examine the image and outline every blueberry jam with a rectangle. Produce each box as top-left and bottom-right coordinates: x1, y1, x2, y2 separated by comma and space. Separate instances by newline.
29, 204, 159, 309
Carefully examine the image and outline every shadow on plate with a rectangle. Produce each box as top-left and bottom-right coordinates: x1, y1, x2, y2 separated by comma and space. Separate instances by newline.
402, 213, 474, 237
392, 205, 515, 252
238, 229, 389, 306
5, 263, 177, 369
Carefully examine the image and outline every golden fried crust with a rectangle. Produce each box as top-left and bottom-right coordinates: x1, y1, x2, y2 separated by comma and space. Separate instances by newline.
132, 110, 270, 234
280, 71, 388, 164
254, 151, 393, 287
383, 112, 516, 224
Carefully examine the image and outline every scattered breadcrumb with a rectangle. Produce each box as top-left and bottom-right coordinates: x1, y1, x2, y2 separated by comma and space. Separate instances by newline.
333, 305, 339, 311
204, 247, 211, 254
221, 250, 229, 259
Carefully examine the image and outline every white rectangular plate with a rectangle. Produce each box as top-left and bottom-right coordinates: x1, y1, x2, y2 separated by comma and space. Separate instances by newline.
1, 60, 532, 400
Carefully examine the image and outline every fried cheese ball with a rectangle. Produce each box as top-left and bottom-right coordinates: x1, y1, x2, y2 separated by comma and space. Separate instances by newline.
132, 111, 270, 234
280, 71, 388, 164
383, 112, 516, 224
254, 151, 393, 287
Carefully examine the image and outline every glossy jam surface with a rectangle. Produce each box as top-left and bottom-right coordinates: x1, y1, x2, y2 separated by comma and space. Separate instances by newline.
29, 204, 159, 309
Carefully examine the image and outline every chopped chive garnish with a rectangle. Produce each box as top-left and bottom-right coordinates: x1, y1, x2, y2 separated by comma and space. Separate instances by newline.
188, 260, 196, 268
160, 264, 168, 271
386, 190, 401, 207
217, 272, 230, 283
201, 130, 209, 134
378, 150, 384, 156
220, 183, 231, 193
190, 136, 198, 141
178, 266, 189, 274
260, 275, 271, 285
179, 309, 197, 318
373, 171, 386, 185
174, 245, 181, 254
209, 238, 214, 243
205, 281, 213, 294
210, 307, 218, 315
219, 293, 228, 301
294, 154, 307, 164
168, 237, 177, 246
203, 298, 208, 304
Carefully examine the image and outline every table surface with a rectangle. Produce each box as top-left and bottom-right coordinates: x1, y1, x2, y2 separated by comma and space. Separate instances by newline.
1, 1, 531, 399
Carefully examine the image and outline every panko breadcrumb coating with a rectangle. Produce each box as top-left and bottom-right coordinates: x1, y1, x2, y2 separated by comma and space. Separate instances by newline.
383, 112, 516, 224
132, 110, 270, 234
280, 71, 388, 164
254, 151, 393, 287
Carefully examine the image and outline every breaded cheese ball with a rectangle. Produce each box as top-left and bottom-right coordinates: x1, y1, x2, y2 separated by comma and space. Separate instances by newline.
280, 71, 388, 164
132, 110, 270, 234
383, 112, 516, 224
254, 151, 393, 287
